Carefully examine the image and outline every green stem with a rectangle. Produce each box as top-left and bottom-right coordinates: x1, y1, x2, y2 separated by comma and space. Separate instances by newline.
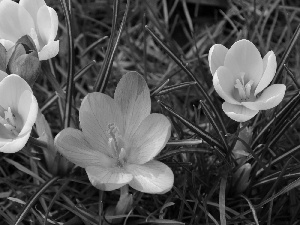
98, 190, 104, 225
120, 184, 129, 199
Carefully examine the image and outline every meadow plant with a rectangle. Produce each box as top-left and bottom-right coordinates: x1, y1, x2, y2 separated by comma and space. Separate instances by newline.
1, 0, 300, 224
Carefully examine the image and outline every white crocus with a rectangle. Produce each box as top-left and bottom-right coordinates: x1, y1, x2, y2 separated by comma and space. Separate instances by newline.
208, 39, 286, 122
0, 72, 38, 153
0, 0, 59, 60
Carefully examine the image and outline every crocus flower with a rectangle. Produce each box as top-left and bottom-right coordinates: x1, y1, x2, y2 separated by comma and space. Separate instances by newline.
55, 72, 174, 194
0, 72, 38, 153
208, 39, 286, 122
0, 0, 59, 60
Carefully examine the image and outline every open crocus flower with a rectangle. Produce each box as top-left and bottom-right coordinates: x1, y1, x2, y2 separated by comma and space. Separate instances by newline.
0, 72, 38, 153
55, 72, 174, 194
208, 39, 286, 122
0, 0, 59, 60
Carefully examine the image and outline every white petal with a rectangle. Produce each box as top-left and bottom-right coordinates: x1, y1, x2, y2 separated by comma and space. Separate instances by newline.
19, 0, 46, 21
224, 39, 263, 86
79, 92, 123, 157
254, 51, 277, 96
54, 128, 116, 168
0, 132, 30, 153
86, 166, 133, 191
0, 70, 8, 81
222, 102, 258, 122
208, 44, 228, 75
127, 114, 171, 164
213, 66, 241, 105
17, 89, 38, 137
242, 84, 286, 110
126, 160, 174, 194
0, 75, 38, 136
114, 71, 151, 140
0, 39, 14, 51
37, 5, 58, 46
0, 0, 35, 42
38, 40, 59, 60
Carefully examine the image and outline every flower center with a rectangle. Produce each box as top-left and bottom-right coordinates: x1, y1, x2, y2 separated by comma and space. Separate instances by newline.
0, 106, 19, 136
234, 72, 254, 101
107, 123, 127, 167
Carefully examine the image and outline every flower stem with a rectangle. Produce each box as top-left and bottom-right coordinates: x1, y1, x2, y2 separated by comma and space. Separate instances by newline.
120, 184, 129, 199
98, 190, 104, 225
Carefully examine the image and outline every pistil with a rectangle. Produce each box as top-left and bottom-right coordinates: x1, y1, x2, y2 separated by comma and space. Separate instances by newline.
234, 73, 254, 101
107, 123, 127, 167
0, 107, 19, 136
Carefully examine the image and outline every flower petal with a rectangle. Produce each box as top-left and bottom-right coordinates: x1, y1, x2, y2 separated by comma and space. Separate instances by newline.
0, 0, 35, 42
37, 5, 58, 45
126, 160, 174, 194
224, 39, 263, 85
0, 39, 14, 51
222, 102, 258, 122
0, 70, 8, 81
0, 75, 38, 136
254, 51, 277, 96
54, 128, 116, 168
17, 89, 38, 136
213, 66, 241, 105
208, 44, 228, 75
19, 0, 45, 21
0, 132, 30, 153
127, 113, 171, 164
86, 166, 133, 191
114, 71, 151, 140
79, 92, 123, 157
38, 40, 59, 60
242, 84, 286, 110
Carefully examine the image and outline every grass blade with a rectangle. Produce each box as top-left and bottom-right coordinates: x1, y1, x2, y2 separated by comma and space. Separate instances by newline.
93, 0, 130, 93
155, 81, 197, 96
158, 100, 225, 153
41, 61, 96, 112
14, 176, 59, 225
273, 23, 300, 84
268, 108, 300, 147
200, 101, 228, 151
219, 175, 227, 225
252, 91, 300, 147
59, 0, 75, 128
145, 25, 227, 135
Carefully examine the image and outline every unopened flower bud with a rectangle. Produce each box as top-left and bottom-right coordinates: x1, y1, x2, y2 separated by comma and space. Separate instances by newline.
8, 46, 40, 86
16, 35, 37, 52
233, 163, 251, 193
8, 44, 26, 66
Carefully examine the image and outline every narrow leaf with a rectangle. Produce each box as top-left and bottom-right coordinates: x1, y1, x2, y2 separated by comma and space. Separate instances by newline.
145, 25, 227, 135
159, 100, 225, 153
